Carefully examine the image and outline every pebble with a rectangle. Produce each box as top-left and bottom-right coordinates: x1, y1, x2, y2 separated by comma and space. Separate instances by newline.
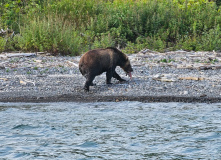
0, 50, 221, 102
183, 91, 189, 95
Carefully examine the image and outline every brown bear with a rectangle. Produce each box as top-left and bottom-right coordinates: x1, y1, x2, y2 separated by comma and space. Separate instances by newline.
79, 47, 133, 91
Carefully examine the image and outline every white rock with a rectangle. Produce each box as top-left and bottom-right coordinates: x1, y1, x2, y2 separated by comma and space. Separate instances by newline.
183, 91, 189, 95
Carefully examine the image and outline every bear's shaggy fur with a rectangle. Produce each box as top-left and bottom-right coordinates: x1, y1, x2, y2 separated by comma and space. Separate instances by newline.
79, 47, 133, 91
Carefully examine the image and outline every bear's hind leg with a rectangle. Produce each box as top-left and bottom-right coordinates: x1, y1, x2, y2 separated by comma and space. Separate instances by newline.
84, 75, 95, 91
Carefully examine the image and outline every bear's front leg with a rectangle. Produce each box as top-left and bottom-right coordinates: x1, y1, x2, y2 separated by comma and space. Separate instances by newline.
106, 69, 113, 84
113, 71, 126, 82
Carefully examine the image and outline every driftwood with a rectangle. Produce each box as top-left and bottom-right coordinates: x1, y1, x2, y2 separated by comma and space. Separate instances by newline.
0, 28, 14, 38
197, 66, 213, 70
0, 78, 8, 81
66, 60, 79, 67
197, 65, 221, 70
179, 77, 204, 81
152, 74, 177, 82
153, 77, 176, 82
5, 53, 37, 58
212, 65, 221, 69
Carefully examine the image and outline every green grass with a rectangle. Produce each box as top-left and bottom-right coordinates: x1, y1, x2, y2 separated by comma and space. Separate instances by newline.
1, 0, 221, 55
27, 71, 32, 74
6, 68, 10, 72
0, 37, 7, 52
33, 67, 38, 70
160, 59, 175, 63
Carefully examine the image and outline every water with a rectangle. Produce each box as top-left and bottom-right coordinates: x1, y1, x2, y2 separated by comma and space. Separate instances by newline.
0, 102, 221, 159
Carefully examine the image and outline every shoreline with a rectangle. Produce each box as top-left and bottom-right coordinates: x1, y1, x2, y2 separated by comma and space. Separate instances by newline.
1, 95, 221, 103
1, 50, 221, 103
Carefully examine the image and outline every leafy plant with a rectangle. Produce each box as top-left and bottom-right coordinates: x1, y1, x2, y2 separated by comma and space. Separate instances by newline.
1, 0, 221, 54
0, 37, 6, 52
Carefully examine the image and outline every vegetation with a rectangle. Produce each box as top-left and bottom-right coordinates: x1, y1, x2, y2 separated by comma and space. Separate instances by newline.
1, 0, 221, 55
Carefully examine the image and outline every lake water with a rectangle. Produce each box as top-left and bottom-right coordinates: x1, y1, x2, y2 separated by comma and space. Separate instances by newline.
0, 102, 221, 159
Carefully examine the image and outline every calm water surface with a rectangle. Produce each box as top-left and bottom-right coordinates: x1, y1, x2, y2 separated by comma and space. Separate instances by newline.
0, 102, 221, 159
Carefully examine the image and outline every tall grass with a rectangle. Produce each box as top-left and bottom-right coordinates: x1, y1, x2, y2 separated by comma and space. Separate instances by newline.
13, 15, 84, 55
1, 0, 221, 55
0, 37, 7, 52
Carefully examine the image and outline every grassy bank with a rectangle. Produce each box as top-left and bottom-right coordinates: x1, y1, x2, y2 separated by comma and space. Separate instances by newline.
1, 0, 221, 55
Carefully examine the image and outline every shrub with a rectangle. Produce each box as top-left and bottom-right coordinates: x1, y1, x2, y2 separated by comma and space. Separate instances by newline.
1, 0, 221, 55
13, 15, 84, 55
0, 37, 7, 52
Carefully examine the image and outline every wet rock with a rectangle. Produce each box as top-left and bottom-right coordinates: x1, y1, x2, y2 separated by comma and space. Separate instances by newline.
0, 65, 5, 69
200, 94, 207, 97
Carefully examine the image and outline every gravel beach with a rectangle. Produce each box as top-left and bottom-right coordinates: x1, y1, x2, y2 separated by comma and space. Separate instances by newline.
1, 49, 221, 103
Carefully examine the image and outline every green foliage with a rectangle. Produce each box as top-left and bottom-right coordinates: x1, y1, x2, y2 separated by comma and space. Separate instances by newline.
0, 0, 43, 32
13, 16, 84, 55
160, 58, 175, 63
0, 37, 7, 52
1, 0, 221, 55
200, 25, 221, 51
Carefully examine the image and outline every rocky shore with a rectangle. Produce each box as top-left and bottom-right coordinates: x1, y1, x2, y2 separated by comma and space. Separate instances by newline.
1, 49, 221, 103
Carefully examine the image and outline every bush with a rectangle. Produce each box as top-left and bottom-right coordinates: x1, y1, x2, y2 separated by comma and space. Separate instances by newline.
1, 0, 221, 55
13, 16, 84, 55
0, 37, 7, 52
